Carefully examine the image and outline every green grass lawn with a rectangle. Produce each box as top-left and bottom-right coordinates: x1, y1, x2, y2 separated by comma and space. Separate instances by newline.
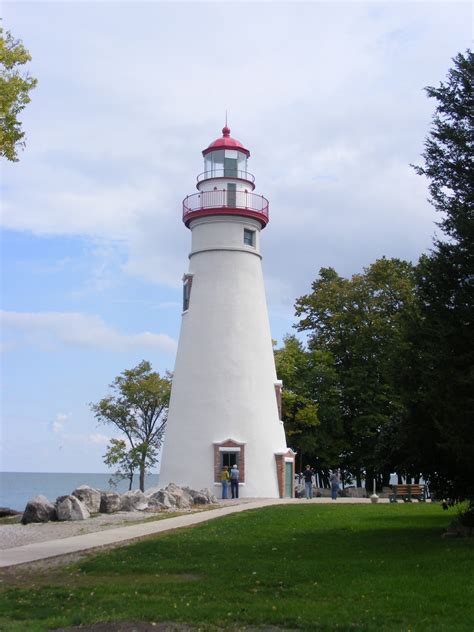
0, 503, 472, 631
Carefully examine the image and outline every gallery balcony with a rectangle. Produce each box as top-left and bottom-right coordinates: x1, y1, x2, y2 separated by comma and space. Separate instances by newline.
183, 189, 269, 228
196, 169, 256, 188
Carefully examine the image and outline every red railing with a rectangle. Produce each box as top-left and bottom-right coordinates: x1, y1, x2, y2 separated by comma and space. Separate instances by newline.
183, 190, 269, 224
196, 169, 255, 184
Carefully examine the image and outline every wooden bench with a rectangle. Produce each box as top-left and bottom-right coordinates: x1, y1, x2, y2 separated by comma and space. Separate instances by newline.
390, 484, 425, 502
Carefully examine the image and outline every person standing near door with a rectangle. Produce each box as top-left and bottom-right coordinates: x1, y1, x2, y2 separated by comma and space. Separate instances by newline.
330, 469, 341, 500
230, 463, 240, 499
303, 465, 314, 499
220, 465, 230, 499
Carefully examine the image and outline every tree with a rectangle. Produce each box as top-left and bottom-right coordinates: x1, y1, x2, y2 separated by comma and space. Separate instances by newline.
103, 438, 142, 491
274, 335, 343, 478
91, 361, 172, 492
0, 25, 37, 161
410, 50, 474, 501
294, 258, 418, 487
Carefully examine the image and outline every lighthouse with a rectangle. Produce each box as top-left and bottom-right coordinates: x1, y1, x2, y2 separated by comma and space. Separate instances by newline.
159, 125, 295, 498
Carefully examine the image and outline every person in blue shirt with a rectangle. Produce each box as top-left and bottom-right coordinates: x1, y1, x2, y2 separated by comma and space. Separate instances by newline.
230, 464, 240, 499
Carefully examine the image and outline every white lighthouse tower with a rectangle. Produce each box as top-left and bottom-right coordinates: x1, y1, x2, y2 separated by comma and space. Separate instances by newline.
159, 125, 295, 498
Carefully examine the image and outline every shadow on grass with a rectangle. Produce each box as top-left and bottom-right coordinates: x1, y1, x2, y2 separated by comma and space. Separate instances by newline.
0, 504, 472, 632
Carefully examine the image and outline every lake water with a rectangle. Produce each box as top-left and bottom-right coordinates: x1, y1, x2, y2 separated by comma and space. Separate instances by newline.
0, 472, 160, 512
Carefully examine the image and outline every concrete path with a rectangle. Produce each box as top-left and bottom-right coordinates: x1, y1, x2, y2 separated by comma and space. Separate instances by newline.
0, 497, 381, 568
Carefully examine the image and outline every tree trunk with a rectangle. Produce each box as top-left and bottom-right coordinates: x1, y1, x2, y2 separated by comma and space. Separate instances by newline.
366, 469, 374, 492
139, 462, 145, 492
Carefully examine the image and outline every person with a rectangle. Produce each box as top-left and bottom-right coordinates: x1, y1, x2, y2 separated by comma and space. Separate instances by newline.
330, 469, 340, 500
230, 463, 240, 499
303, 465, 314, 499
220, 465, 230, 499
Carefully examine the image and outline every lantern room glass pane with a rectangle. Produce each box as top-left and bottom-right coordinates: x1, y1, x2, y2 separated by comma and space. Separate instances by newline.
204, 155, 213, 174
237, 152, 247, 173
224, 157, 238, 177
211, 150, 224, 176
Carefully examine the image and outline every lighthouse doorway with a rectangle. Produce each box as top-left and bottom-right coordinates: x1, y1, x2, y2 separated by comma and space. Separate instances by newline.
284, 462, 293, 497
227, 183, 237, 207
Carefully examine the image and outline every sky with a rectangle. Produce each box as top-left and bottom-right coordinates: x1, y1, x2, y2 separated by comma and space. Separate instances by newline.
1, 1, 472, 473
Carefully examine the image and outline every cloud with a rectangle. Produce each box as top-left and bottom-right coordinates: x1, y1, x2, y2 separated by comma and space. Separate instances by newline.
52, 412, 71, 433
1, 310, 177, 354
4, 2, 469, 299
87, 433, 110, 446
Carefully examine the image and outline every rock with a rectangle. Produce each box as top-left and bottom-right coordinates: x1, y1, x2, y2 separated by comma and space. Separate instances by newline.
185, 487, 217, 505
146, 498, 168, 511
147, 489, 175, 509
21, 495, 57, 524
121, 490, 148, 512
165, 483, 194, 509
72, 485, 101, 513
100, 491, 122, 513
192, 493, 209, 505
147, 484, 191, 510
146, 484, 218, 511
0, 507, 21, 517
56, 495, 90, 521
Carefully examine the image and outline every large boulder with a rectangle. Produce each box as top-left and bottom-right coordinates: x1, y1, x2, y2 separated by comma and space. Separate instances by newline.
146, 484, 217, 510
120, 490, 148, 512
146, 484, 193, 510
72, 485, 101, 513
147, 489, 175, 509
146, 497, 168, 511
164, 483, 194, 509
21, 495, 57, 524
100, 491, 122, 513
56, 495, 90, 521
184, 487, 217, 505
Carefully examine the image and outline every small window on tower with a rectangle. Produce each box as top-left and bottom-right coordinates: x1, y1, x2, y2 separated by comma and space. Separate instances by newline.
182, 274, 193, 312
244, 228, 255, 247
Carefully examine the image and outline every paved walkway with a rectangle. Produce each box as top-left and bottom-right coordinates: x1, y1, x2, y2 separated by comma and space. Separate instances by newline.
0, 497, 382, 568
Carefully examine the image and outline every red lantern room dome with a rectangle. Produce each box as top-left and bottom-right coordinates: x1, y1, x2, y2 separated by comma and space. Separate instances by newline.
202, 126, 250, 157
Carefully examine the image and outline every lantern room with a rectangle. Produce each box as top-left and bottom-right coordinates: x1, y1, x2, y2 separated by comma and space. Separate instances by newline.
183, 126, 268, 228
200, 126, 252, 184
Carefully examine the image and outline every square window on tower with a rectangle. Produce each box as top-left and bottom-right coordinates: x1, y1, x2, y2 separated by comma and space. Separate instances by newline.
244, 228, 255, 247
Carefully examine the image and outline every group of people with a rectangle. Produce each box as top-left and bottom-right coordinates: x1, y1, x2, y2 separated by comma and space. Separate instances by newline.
301, 465, 341, 500
219, 464, 240, 499
220, 462, 341, 501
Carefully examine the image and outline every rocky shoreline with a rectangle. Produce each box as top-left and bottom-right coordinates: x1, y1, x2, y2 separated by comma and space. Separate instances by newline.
0, 483, 218, 550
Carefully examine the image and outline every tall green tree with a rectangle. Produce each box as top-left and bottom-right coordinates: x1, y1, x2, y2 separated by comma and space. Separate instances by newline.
275, 335, 343, 476
294, 258, 418, 486
411, 50, 474, 500
0, 25, 37, 161
91, 361, 172, 492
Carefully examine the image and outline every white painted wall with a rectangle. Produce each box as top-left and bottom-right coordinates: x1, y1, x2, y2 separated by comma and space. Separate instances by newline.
160, 215, 288, 497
